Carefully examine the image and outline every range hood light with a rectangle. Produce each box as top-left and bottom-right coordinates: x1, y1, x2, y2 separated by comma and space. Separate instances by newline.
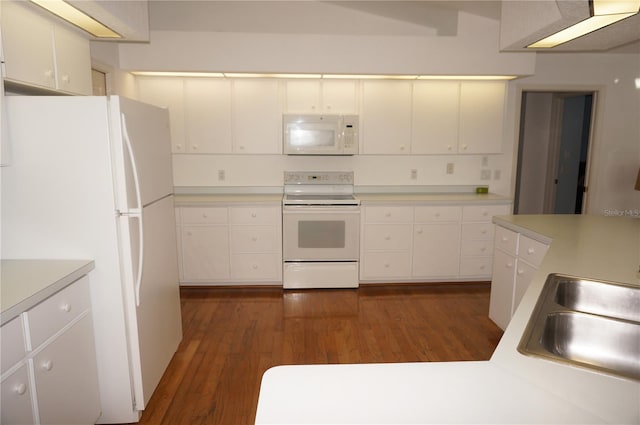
30, 0, 121, 38
527, 0, 640, 48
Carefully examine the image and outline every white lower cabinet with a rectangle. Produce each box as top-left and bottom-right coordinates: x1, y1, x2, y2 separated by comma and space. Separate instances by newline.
360, 201, 511, 283
489, 225, 550, 330
0, 275, 101, 425
177, 204, 282, 285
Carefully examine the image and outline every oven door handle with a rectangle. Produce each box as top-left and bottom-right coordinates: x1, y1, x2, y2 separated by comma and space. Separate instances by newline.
283, 206, 361, 214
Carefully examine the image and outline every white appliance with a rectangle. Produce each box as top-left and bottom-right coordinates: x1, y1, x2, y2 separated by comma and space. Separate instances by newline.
282, 172, 360, 289
283, 114, 359, 155
1, 96, 182, 423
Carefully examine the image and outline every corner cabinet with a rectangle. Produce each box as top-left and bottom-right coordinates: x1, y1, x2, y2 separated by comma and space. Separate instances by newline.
1, 1, 92, 95
489, 225, 550, 330
176, 203, 283, 285
1, 275, 101, 425
360, 201, 511, 283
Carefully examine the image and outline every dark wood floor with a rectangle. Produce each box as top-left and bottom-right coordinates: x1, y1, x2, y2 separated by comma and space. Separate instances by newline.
130, 283, 503, 425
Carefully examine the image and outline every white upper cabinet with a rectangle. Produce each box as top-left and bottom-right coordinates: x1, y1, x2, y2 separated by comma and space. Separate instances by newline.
184, 78, 232, 154
459, 81, 506, 154
232, 79, 282, 154
285, 80, 358, 114
361, 80, 412, 154
137, 77, 186, 153
411, 81, 460, 154
1, 1, 91, 95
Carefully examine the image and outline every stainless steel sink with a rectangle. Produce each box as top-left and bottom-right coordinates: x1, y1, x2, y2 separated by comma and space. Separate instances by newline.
518, 274, 640, 381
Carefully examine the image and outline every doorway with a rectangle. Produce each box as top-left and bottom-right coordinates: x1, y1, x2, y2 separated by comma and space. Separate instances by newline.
514, 91, 595, 214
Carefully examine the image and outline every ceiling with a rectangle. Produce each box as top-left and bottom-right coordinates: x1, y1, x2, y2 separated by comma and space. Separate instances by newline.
147, 1, 640, 52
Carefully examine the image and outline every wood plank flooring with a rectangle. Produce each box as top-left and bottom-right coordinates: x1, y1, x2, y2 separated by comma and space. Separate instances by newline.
128, 283, 503, 425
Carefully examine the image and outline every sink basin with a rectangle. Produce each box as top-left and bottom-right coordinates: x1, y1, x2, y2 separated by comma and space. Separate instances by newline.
518, 274, 640, 381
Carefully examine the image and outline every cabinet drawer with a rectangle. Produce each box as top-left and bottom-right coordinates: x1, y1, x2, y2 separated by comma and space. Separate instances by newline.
230, 253, 281, 280
1, 316, 25, 374
461, 240, 494, 257
229, 206, 280, 225
414, 206, 462, 223
494, 226, 518, 255
27, 276, 91, 349
461, 223, 494, 240
518, 235, 549, 267
181, 207, 228, 224
364, 206, 412, 223
459, 257, 493, 277
462, 204, 511, 222
361, 252, 411, 278
230, 225, 280, 253
363, 224, 412, 251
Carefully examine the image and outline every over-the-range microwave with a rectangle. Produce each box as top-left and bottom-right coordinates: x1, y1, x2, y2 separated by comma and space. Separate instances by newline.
283, 114, 359, 155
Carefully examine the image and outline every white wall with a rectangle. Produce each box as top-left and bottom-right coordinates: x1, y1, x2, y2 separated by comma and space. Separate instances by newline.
514, 53, 640, 215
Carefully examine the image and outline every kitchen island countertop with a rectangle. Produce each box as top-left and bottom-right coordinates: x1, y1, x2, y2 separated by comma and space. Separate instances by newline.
255, 214, 640, 424
1, 259, 95, 325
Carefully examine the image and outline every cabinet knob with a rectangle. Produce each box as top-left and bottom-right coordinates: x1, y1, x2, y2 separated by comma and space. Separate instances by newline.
41, 360, 54, 372
481, 229, 487, 234
417, 229, 423, 234
192, 144, 199, 151
252, 264, 258, 270
61, 74, 71, 83
202, 213, 208, 218
479, 265, 486, 270
461, 144, 468, 151
239, 145, 245, 150
251, 212, 257, 218
527, 247, 535, 255
480, 246, 487, 252
187, 231, 193, 236
482, 211, 489, 216
517, 269, 524, 275
60, 303, 72, 313
399, 145, 405, 151
506, 262, 513, 269
13, 383, 27, 396
175, 144, 183, 150
252, 236, 258, 242
384, 235, 391, 240
434, 212, 440, 218
501, 236, 508, 242
44, 69, 54, 79
447, 145, 453, 151
385, 212, 391, 217
384, 263, 390, 268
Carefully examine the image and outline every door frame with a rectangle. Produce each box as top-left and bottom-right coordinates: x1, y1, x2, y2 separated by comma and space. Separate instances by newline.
512, 84, 602, 215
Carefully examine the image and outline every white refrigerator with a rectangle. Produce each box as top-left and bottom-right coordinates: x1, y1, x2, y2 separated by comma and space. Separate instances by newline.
1, 96, 183, 423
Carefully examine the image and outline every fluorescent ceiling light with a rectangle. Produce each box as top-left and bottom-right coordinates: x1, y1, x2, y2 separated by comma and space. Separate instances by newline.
323, 74, 418, 80
224, 73, 321, 78
31, 0, 121, 38
527, 0, 640, 48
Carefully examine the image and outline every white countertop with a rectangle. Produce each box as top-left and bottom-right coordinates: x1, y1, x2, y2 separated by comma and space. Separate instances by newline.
255, 215, 640, 424
357, 192, 511, 204
175, 193, 283, 206
1, 259, 95, 325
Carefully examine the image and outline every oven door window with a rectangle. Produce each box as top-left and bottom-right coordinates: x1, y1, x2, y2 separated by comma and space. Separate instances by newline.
298, 220, 345, 248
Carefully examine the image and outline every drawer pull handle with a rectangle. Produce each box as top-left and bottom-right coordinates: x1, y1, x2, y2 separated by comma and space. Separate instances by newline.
61, 303, 72, 313
13, 383, 27, 395
527, 247, 535, 254
41, 360, 54, 372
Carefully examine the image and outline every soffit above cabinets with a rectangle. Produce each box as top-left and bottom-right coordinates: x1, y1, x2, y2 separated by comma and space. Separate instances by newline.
66, 0, 150, 41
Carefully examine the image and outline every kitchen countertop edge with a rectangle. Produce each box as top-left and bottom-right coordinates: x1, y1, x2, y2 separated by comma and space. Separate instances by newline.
1, 259, 95, 325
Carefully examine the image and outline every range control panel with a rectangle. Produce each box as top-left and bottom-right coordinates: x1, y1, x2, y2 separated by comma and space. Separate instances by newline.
284, 171, 354, 185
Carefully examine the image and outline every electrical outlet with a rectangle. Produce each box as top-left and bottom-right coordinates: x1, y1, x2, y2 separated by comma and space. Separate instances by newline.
410, 169, 418, 180
446, 163, 454, 174
218, 169, 226, 181
482, 156, 489, 167
481, 169, 491, 180
494, 170, 501, 180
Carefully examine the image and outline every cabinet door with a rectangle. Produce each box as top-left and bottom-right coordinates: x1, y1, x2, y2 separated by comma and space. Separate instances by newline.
322, 80, 358, 114
361, 252, 411, 279
489, 249, 516, 330
53, 25, 92, 95
1, 1, 56, 90
411, 81, 459, 154
1, 364, 35, 425
361, 81, 412, 154
181, 226, 230, 280
137, 78, 186, 152
230, 253, 281, 280
459, 82, 505, 154
1, 316, 25, 374
33, 315, 101, 425
285, 80, 321, 113
185, 78, 232, 153
232, 79, 282, 153
514, 260, 537, 315
412, 223, 460, 277
229, 225, 280, 253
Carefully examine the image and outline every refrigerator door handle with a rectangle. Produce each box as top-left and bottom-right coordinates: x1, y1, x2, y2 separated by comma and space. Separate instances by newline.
122, 113, 145, 307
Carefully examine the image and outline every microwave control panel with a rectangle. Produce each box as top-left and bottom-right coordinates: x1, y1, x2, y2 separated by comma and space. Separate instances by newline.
341, 115, 359, 154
